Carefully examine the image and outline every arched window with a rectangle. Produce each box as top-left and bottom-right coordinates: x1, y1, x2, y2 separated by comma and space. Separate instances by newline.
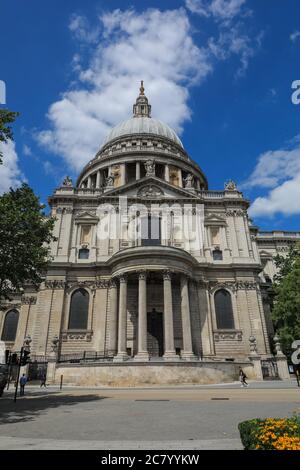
1, 310, 19, 342
214, 289, 234, 329
68, 289, 89, 330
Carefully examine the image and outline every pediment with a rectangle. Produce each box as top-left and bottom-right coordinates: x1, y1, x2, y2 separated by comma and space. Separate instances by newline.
259, 250, 274, 258
99, 176, 200, 200
137, 184, 164, 198
74, 211, 99, 224
204, 214, 227, 226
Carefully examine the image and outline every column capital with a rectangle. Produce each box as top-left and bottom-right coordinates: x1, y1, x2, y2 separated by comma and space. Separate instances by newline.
138, 270, 147, 281
118, 274, 128, 284
180, 272, 188, 282
109, 277, 118, 289
163, 270, 173, 281
180, 273, 193, 287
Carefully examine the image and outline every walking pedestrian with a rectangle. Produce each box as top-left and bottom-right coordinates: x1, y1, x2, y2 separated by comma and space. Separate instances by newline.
40, 373, 47, 388
239, 368, 248, 388
20, 374, 27, 396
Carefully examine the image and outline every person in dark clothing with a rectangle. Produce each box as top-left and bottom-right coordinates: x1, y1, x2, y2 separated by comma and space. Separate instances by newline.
40, 373, 47, 388
20, 374, 27, 396
239, 368, 249, 387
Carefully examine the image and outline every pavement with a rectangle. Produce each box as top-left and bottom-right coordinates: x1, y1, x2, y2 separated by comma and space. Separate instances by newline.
0, 380, 299, 450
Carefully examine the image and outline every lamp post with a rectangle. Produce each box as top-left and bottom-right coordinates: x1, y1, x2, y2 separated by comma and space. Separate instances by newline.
14, 336, 32, 403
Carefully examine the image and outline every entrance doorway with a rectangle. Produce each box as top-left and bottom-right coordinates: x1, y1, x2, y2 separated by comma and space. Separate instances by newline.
28, 361, 48, 383
147, 309, 164, 357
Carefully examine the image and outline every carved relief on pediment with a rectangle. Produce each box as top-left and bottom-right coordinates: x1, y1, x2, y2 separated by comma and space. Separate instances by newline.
137, 185, 164, 198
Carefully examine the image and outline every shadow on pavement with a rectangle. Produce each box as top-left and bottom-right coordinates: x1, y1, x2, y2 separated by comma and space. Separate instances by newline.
0, 392, 108, 425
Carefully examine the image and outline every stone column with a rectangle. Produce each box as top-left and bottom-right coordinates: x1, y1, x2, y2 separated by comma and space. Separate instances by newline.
121, 163, 126, 186
96, 171, 101, 189
108, 278, 118, 355
46, 353, 57, 385
136, 162, 141, 180
274, 334, 291, 381
165, 164, 170, 183
180, 275, 196, 360
135, 272, 150, 361
114, 275, 129, 362
87, 176, 92, 189
249, 336, 263, 381
163, 271, 177, 361
178, 169, 183, 188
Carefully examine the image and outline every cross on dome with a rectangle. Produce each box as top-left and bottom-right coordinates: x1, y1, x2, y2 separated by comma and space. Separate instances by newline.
140, 80, 145, 95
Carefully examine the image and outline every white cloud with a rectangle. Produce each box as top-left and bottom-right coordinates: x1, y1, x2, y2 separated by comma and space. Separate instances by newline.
69, 14, 100, 43
208, 24, 257, 76
0, 141, 24, 193
250, 174, 300, 217
243, 148, 300, 189
290, 30, 300, 43
36, 8, 213, 172
36, 6, 261, 172
23, 144, 32, 156
186, 0, 246, 21
243, 143, 300, 217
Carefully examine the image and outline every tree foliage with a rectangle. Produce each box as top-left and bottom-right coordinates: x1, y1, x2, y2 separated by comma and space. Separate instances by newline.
0, 108, 19, 163
272, 242, 300, 355
0, 184, 56, 300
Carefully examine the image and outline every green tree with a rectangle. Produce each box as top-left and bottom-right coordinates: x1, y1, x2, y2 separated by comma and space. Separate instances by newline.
272, 242, 300, 355
0, 184, 56, 300
0, 108, 19, 163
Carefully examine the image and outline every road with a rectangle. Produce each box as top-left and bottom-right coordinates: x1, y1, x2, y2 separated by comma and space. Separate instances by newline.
0, 380, 299, 450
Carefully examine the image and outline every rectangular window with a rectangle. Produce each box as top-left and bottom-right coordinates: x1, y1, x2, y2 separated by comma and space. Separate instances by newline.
211, 227, 220, 246
80, 225, 92, 245
141, 216, 161, 246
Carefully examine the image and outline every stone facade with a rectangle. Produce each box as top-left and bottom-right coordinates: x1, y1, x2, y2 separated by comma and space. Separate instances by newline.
0, 84, 296, 384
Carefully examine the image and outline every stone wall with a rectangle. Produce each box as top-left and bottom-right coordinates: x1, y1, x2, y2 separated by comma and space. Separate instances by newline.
52, 361, 257, 387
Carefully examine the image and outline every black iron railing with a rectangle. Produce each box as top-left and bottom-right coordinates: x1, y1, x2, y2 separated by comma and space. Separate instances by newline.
261, 359, 279, 379
57, 350, 115, 364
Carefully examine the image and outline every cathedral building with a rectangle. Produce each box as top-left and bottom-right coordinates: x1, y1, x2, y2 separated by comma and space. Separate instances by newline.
1, 83, 298, 385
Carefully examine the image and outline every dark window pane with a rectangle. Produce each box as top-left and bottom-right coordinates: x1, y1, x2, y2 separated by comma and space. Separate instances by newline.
141, 216, 161, 246
69, 289, 89, 330
213, 249, 223, 261
215, 289, 234, 329
78, 248, 90, 259
1, 310, 19, 342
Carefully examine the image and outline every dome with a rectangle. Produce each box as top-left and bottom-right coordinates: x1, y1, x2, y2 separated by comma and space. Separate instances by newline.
102, 117, 183, 148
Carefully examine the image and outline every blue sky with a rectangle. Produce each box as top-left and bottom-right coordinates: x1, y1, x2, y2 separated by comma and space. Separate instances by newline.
1, 0, 300, 231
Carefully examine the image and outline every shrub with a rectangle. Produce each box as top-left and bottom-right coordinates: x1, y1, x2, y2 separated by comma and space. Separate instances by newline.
239, 416, 300, 450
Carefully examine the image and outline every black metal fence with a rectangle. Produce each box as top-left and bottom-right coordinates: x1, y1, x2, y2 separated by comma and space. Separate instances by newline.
261, 359, 279, 379
57, 350, 115, 364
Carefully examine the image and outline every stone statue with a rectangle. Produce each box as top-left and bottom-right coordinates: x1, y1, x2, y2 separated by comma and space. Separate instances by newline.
51, 336, 60, 353
145, 159, 155, 177
274, 334, 284, 356
249, 336, 258, 355
184, 173, 194, 189
62, 176, 73, 187
23, 335, 32, 349
225, 180, 237, 191
105, 175, 115, 189
138, 185, 164, 198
